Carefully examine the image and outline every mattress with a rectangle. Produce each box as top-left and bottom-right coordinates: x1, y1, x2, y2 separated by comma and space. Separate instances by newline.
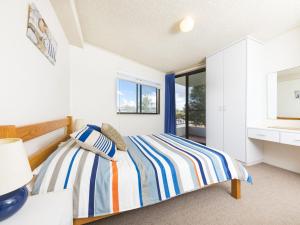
32, 133, 251, 218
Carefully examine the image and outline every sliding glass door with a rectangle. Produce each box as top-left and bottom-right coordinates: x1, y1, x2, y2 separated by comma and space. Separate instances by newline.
175, 76, 186, 138
175, 69, 206, 144
188, 71, 206, 144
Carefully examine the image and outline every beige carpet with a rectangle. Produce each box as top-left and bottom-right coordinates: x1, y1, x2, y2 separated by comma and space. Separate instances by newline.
90, 163, 300, 225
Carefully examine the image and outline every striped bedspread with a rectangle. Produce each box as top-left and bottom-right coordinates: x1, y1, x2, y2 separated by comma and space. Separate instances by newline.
32, 133, 251, 219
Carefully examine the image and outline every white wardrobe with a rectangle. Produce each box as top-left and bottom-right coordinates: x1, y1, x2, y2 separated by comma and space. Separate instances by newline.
206, 38, 265, 164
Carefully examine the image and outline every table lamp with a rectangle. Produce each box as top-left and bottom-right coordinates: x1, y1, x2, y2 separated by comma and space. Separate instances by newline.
0, 138, 33, 221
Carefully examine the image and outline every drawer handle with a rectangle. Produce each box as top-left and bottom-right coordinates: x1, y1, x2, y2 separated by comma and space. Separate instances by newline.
294, 140, 300, 142
256, 134, 266, 137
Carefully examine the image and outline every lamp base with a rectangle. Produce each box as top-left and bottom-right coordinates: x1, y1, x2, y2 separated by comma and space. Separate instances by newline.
0, 186, 28, 221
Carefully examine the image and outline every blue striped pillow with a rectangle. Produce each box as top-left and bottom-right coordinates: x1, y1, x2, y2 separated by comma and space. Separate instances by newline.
70, 125, 117, 161
87, 124, 101, 132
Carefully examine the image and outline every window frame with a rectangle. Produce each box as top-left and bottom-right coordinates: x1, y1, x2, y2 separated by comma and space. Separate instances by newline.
117, 79, 160, 115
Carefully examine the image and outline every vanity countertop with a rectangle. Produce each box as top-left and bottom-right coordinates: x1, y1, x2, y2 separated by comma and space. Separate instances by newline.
248, 126, 300, 133
248, 126, 300, 146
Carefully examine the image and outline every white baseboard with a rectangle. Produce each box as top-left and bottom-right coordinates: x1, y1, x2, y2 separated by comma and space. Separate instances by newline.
244, 159, 264, 167
262, 161, 300, 174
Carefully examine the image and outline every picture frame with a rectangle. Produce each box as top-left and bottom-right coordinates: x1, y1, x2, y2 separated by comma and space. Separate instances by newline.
26, 3, 57, 65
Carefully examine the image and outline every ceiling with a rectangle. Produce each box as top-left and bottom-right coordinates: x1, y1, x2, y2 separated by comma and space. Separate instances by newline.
50, 0, 83, 47
53, 0, 300, 72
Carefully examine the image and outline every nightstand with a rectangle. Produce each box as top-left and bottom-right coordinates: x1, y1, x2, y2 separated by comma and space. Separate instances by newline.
2, 190, 73, 225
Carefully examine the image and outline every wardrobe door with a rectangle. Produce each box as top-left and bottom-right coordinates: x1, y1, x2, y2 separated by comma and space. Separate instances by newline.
223, 41, 246, 162
206, 51, 224, 150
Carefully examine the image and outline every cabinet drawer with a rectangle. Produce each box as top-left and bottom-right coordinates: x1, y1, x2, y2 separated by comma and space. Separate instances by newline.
280, 132, 300, 146
248, 128, 280, 142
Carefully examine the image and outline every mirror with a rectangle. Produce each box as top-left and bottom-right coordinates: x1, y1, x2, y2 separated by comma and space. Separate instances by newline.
267, 66, 300, 120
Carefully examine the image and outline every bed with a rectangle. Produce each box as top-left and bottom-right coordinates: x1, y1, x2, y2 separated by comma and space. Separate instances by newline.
0, 116, 251, 225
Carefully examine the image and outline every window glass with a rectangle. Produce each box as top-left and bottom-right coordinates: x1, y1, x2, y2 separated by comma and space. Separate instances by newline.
117, 79, 160, 114
141, 85, 158, 113
117, 79, 138, 113
175, 76, 186, 137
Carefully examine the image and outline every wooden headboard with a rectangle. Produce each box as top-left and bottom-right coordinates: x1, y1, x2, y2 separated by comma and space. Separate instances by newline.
0, 116, 73, 170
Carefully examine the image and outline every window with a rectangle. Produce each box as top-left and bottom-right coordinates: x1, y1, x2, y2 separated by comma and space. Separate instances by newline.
117, 79, 160, 114
117, 79, 138, 113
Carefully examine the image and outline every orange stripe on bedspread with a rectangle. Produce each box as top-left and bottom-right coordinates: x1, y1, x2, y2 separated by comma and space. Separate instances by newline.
192, 161, 202, 188
112, 161, 119, 212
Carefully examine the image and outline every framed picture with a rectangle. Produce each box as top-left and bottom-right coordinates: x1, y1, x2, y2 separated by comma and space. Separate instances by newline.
26, 3, 57, 65
295, 90, 300, 99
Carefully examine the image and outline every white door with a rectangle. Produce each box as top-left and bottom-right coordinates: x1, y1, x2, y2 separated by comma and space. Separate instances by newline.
223, 41, 246, 162
206, 51, 224, 150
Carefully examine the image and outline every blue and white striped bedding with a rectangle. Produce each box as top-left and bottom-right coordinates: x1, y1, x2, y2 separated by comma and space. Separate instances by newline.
32, 133, 251, 219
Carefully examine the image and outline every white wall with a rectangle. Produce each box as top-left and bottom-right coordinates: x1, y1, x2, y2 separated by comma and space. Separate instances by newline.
263, 27, 300, 173
0, 0, 70, 154
70, 44, 164, 136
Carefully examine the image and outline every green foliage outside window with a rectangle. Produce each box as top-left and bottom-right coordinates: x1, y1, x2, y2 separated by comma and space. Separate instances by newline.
189, 84, 206, 126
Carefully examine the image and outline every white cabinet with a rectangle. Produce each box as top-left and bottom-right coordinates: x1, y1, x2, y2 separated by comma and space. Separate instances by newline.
223, 41, 247, 162
280, 132, 300, 146
248, 127, 300, 147
248, 128, 280, 142
206, 38, 265, 164
206, 51, 224, 150
2, 190, 73, 225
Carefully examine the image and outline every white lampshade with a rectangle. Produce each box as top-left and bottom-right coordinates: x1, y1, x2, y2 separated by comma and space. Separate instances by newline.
0, 138, 33, 195
180, 16, 194, 32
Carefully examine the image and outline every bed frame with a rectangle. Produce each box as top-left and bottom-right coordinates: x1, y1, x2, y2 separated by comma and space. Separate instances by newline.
0, 116, 241, 225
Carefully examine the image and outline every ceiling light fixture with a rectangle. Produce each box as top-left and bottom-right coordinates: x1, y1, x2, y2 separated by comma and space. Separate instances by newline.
180, 16, 194, 32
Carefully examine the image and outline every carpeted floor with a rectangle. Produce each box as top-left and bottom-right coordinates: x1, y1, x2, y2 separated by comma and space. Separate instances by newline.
90, 163, 300, 225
